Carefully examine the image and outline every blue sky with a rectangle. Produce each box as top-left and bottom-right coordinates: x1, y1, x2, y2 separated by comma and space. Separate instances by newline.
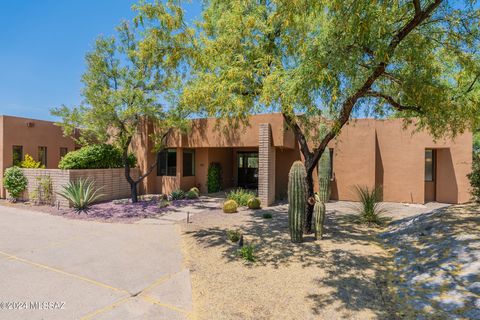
0, 1, 202, 121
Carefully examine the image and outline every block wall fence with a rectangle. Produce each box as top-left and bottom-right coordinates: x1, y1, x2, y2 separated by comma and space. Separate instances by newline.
19, 168, 139, 207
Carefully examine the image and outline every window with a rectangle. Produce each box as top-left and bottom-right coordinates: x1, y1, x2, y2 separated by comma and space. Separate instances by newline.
60, 147, 68, 158
157, 149, 177, 176
12, 146, 23, 166
425, 149, 435, 182
183, 149, 195, 176
38, 146, 47, 167
329, 148, 334, 180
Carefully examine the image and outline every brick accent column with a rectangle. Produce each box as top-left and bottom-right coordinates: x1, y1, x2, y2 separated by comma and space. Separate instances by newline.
258, 123, 276, 206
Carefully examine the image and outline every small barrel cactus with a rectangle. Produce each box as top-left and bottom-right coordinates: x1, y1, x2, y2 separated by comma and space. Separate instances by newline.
313, 194, 326, 239
288, 161, 306, 243
247, 197, 261, 209
223, 199, 238, 213
190, 187, 200, 195
318, 149, 331, 202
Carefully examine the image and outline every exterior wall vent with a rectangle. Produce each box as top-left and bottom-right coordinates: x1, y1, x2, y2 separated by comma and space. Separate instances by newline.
26, 121, 35, 128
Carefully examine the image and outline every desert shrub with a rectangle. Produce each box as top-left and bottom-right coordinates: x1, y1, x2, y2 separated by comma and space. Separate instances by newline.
207, 162, 222, 193
238, 243, 256, 262
57, 178, 103, 212
227, 188, 255, 206
247, 197, 261, 209
226, 229, 241, 242
170, 189, 185, 200
158, 199, 170, 208
190, 187, 200, 195
262, 212, 273, 219
223, 199, 238, 213
20, 154, 43, 169
186, 190, 199, 199
3, 167, 28, 201
468, 154, 480, 202
354, 185, 386, 226
30, 175, 53, 205
58, 144, 136, 169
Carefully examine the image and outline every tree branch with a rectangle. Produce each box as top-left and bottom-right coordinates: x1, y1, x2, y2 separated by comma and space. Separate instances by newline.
365, 91, 422, 113
413, 0, 421, 16
309, 0, 442, 166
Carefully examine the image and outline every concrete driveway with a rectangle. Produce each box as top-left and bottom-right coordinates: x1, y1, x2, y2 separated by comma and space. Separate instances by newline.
0, 205, 193, 320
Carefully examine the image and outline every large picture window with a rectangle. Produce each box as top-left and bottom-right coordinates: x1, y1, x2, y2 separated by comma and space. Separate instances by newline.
12, 145, 23, 166
183, 149, 195, 177
38, 146, 47, 167
157, 149, 177, 176
425, 149, 435, 182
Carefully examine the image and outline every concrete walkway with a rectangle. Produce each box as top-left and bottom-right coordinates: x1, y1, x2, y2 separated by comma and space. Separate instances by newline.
0, 205, 193, 320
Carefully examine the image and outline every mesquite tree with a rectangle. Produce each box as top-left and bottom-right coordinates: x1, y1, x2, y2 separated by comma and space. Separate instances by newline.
52, 1, 193, 202
182, 0, 480, 233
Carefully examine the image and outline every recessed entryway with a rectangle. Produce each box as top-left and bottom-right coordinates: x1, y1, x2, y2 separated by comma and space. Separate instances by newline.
237, 151, 259, 189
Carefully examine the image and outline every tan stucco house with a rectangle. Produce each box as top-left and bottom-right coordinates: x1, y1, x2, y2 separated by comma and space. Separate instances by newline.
0, 113, 472, 206
132, 113, 472, 206
0, 115, 76, 198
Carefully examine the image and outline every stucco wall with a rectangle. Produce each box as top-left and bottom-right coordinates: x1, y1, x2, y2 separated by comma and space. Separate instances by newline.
134, 115, 472, 204
0, 115, 76, 198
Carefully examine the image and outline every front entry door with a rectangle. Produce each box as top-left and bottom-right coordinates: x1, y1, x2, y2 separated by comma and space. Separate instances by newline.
424, 149, 436, 202
237, 152, 259, 189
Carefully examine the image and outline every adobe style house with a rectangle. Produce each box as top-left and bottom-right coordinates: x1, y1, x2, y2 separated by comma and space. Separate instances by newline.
133, 113, 472, 206
0, 115, 76, 198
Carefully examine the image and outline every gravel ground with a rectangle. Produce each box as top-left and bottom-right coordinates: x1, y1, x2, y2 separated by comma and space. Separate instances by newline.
380, 204, 480, 320
181, 201, 398, 320
0, 198, 198, 223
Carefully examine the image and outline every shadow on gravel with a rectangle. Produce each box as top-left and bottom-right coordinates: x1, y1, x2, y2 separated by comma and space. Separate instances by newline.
186, 205, 398, 319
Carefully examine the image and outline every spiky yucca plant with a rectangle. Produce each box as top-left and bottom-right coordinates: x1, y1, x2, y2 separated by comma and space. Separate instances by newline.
354, 185, 386, 226
58, 178, 103, 212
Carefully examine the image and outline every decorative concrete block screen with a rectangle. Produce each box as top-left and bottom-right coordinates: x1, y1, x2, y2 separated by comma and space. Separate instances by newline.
20, 168, 138, 207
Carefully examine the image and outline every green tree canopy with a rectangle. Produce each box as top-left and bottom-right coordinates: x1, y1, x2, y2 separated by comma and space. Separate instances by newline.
181, 0, 480, 232
52, 0, 193, 202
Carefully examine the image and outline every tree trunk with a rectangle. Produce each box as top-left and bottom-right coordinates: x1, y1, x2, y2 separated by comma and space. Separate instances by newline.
130, 182, 138, 203
304, 161, 316, 233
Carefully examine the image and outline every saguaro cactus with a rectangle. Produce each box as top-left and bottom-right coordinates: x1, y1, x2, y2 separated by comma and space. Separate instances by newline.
313, 194, 326, 239
288, 161, 306, 243
318, 149, 331, 202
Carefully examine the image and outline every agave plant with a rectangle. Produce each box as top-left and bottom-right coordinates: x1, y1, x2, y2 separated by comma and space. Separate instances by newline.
58, 178, 103, 212
354, 185, 386, 226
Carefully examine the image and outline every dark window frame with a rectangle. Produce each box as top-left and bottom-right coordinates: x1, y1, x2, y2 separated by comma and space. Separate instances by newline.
329, 148, 334, 180
425, 149, 435, 182
157, 149, 177, 176
12, 145, 23, 166
60, 147, 68, 159
38, 146, 47, 167
183, 149, 195, 177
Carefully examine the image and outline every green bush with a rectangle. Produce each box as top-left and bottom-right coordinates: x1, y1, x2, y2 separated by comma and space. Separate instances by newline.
170, 189, 185, 200
354, 185, 386, 226
468, 154, 480, 202
223, 199, 238, 213
57, 178, 103, 212
58, 144, 136, 169
262, 212, 273, 219
238, 243, 256, 262
227, 188, 256, 206
207, 162, 222, 193
30, 175, 53, 205
226, 230, 241, 242
186, 190, 199, 199
247, 197, 261, 209
3, 167, 28, 201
